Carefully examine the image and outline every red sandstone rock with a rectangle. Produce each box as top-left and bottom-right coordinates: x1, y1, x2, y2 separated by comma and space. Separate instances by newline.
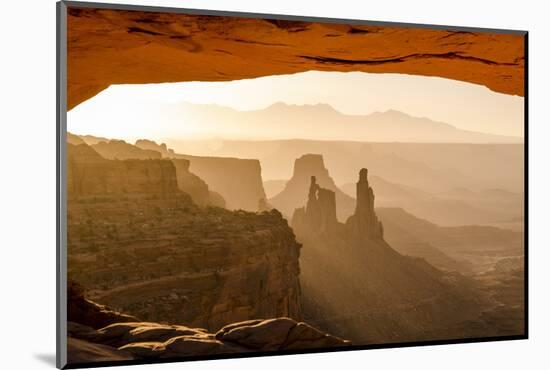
66, 7, 524, 110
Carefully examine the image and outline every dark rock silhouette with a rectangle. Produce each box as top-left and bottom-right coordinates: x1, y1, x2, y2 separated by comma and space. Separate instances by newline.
292, 168, 491, 344
68, 337, 134, 364
345, 168, 384, 239
293, 176, 338, 234
270, 154, 355, 221
68, 280, 139, 330
66, 284, 350, 366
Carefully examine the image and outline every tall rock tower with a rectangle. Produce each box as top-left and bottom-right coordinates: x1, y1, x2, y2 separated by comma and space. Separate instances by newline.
270, 154, 356, 221
292, 176, 338, 234
346, 168, 384, 239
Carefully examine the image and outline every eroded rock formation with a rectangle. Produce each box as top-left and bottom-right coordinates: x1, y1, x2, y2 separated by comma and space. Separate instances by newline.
177, 154, 267, 211
66, 286, 349, 366
270, 154, 355, 221
171, 158, 226, 208
293, 176, 338, 234
92, 140, 162, 160
291, 168, 490, 344
77, 138, 225, 207
67, 143, 178, 197
68, 144, 302, 330
345, 168, 384, 239
293, 169, 382, 239
135, 139, 267, 211
68, 280, 139, 330
66, 6, 524, 110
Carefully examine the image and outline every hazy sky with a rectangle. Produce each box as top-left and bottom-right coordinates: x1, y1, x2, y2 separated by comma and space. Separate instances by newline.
68, 71, 524, 141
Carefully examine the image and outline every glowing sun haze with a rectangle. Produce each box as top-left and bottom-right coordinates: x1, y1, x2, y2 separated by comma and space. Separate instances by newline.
68, 71, 524, 142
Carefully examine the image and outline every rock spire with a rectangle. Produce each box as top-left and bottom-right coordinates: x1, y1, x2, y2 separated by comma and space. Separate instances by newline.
345, 168, 384, 239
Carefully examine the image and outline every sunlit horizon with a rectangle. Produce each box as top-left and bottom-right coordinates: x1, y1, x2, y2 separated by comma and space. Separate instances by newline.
68, 71, 524, 143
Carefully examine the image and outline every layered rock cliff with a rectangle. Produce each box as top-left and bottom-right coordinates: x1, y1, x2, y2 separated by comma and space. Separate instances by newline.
171, 159, 226, 208
292, 169, 489, 344
67, 145, 302, 331
134, 139, 267, 211
71, 137, 225, 207
270, 154, 355, 221
67, 143, 178, 197
177, 154, 266, 212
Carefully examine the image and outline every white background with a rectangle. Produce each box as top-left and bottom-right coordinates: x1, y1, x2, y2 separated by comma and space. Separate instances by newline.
0, 0, 548, 368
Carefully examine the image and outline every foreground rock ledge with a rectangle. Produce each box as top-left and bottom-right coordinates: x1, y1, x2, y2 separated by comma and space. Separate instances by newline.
67, 7, 525, 109
68, 318, 351, 364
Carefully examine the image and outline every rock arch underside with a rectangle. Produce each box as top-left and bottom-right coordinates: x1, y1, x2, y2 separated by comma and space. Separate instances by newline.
67, 7, 525, 110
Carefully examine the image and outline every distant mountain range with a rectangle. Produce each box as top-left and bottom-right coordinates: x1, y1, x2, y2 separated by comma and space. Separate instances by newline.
169, 101, 522, 143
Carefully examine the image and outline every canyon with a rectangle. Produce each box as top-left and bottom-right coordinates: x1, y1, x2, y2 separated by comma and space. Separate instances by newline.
290, 164, 522, 343
71, 136, 267, 211
175, 139, 524, 195
66, 136, 524, 354
61, 5, 526, 365
134, 139, 267, 211
377, 207, 524, 274
67, 142, 301, 331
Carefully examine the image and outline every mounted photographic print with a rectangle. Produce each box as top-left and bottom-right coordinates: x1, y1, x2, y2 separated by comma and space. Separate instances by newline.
56, 1, 528, 368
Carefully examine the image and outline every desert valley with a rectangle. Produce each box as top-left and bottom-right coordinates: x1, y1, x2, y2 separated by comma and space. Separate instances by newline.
59, 6, 527, 367
65, 111, 524, 363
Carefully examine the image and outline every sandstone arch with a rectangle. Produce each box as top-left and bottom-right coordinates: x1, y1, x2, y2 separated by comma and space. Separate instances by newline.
67, 7, 525, 110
